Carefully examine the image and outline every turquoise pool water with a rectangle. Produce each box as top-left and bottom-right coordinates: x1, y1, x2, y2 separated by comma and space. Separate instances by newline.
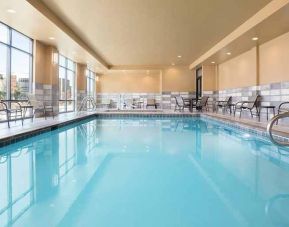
1, 117, 289, 227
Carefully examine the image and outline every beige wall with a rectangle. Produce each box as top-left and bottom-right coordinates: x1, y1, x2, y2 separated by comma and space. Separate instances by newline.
218, 48, 257, 90
162, 66, 195, 92
98, 72, 161, 93
34, 41, 46, 84
77, 63, 87, 91
34, 41, 58, 85
98, 66, 195, 93
202, 65, 217, 91
211, 31, 289, 91
259, 31, 289, 85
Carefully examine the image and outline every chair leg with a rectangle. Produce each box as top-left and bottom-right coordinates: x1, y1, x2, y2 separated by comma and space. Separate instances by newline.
250, 109, 253, 118
276, 110, 280, 125
31, 107, 34, 122
20, 110, 24, 126
6, 111, 10, 128
44, 108, 47, 120
239, 109, 242, 118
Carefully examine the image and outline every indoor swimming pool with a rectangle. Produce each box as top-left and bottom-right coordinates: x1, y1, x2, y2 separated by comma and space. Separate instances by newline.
0, 116, 289, 227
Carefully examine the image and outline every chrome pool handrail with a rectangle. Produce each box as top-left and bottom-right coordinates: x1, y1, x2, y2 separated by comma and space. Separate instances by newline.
267, 112, 289, 146
78, 96, 97, 111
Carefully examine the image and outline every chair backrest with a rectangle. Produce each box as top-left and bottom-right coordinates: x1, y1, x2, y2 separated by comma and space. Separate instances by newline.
225, 96, 232, 104
27, 93, 43, 109
174, 96, 184, 106
125, 99, 133, 106
198, 96, 209, 106
0, 101, 7, 111
147, 99, 156, 105
247, 95, 261, 109
132, 98, 139, 105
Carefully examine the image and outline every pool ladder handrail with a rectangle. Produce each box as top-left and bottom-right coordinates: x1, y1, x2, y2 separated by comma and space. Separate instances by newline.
267, 112, 289, 146
78, 96, 97, 112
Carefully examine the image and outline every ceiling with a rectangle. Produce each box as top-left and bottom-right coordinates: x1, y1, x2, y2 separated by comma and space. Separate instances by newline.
201, 2, 289, 66
0, 0, 107, 73
37, 0, 271, 67
105, 70, 161, 77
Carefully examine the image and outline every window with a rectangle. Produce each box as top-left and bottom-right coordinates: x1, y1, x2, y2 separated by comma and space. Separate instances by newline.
0, 22, 33, 101
86, 69, 96, 96
86, 69, 96, 109
59, 55, 76, 112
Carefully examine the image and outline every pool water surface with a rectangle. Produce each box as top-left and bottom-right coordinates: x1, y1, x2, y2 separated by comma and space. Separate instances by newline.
1, 117, 289, 227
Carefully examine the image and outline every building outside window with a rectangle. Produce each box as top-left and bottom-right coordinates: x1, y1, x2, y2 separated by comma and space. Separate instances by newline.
86, 69, 96, 96
0, 22, 33, 101
86, 69, 96, 109
59, 55, 76, 113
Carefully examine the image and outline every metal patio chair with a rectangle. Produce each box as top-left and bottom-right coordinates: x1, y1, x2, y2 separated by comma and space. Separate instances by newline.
234, 95, 261, 118
0, 101, 23, 128
27, 93, 54, 120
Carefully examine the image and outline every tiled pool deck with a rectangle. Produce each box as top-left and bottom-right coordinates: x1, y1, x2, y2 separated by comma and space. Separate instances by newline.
0, 110, 289, 146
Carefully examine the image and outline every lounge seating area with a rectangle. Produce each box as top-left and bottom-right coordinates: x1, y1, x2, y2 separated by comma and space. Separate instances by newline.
2, 91, 289, 129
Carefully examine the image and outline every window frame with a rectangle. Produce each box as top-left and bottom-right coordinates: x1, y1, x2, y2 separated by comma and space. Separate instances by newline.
0, 21, 33, 101
58, 55, 76, 113
86, 69, 96, 97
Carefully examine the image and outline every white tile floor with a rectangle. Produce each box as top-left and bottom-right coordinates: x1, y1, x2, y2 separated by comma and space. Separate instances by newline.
0, 111, 97, 140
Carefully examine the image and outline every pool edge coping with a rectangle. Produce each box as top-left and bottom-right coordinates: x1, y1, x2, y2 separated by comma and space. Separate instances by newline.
0, 112, 288, 147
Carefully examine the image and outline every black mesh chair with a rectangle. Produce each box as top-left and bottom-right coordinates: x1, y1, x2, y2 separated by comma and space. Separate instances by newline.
234, 95, 261, 118
216, 96, 232, 113
192, 96, 209, 112
174, 96, 190, 112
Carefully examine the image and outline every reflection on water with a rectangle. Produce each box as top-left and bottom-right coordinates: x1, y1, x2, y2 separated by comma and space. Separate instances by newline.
0, 121, 100, 227
0, 118, 289, 226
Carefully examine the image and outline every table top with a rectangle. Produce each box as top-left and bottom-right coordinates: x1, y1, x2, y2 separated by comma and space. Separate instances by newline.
260, 105, 275, 108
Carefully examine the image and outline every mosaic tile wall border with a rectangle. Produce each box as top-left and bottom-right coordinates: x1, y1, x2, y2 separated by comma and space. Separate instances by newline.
204, 81, 289, 118
35, 83, 59, 114
96, 91, 196, 110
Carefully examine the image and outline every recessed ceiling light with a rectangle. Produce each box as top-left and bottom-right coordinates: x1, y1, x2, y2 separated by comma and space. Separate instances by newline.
49, 37, 55, 40
146, 70, 150, 74
211, 61, 215, 64
177, 55, 182, 58
252, 37, 258, 41
6, 9, 16, 13
226, 52, 231, 55
171, 63, 175, 66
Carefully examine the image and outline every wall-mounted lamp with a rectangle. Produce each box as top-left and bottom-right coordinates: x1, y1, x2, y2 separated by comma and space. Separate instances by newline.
96, 76, 100, 82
